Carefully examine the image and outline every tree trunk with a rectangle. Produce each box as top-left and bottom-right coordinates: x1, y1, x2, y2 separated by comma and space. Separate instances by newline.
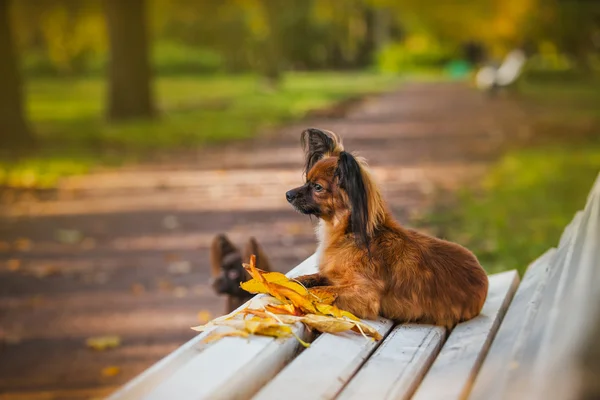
104, 0, 155, 121
259, 0, 283, 91
0, 0, 35, 152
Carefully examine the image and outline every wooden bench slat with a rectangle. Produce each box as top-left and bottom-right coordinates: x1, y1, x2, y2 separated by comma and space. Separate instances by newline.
336, 324, 446, 400
252, 317, 394, 400
559, 211, 582, 247
529, 182, 600, 399
498, 213, 582, 399
412, 270, 520, 400
146, 332, 305, 400
108, 254, 319, 400
468, 248, 556, 400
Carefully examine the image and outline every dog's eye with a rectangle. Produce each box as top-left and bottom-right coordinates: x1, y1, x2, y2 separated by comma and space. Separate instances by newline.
313, 183, 323, 192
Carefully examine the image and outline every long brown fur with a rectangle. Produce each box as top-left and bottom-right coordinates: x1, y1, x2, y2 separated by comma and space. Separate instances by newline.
209, 234, 273, 313
286, 128, 488, 329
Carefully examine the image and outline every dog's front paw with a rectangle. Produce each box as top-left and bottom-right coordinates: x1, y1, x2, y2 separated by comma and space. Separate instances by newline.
334, 294, 380, 320
294, 273, 328, 288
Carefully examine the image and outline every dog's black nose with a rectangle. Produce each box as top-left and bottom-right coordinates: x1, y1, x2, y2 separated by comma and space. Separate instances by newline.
286, 190, 296, 203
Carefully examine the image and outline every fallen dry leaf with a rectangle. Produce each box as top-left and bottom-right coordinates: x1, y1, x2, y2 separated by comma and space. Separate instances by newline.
32, 265, 60, 278
14, 238, 32, 252
7, 259, 21, 272
173, 286, 188, 298
164, 253, 181, 262
193, 255, 381, 346
241, 271, 307, 296
168, 261, 191, 275
81, 238, 96, 250
92, 271, 109, 285
157, 278, 174, 292
192, 285, 205, 296
285, 223, 304, 235
301, 314, 356, 333
101, 366, 121, 377
0, 328, 22, 345
131, 283, 146, 296
28, 295, 44, 307
270, 283, 317, 314
264, 303, 302, 316
351, 321, 383, 341
162, 215, 180, 230
197, 310, 213, 324
56, 229, 83, 244
244, 318, 292, 338
245, 309, 301, 325
86, 335, 121, 351
204, 330, 249, 343
308, 287, 338, 305
315, 303, 359, 321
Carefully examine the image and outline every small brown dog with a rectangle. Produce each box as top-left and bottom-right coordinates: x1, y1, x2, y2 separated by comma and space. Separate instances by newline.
286, 128, 488, 329
209, 234, 273, 313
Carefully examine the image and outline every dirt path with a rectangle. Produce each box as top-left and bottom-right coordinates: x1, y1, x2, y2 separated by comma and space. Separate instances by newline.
0, 82, 528, 399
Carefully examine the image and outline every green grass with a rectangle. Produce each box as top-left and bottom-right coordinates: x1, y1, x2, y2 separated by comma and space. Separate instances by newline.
1, 72, 403, 188
416, 78, 600, 275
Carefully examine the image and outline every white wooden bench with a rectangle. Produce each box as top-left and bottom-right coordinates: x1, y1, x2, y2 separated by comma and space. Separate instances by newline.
475, 49, 527, 93
109, 172, 600, 400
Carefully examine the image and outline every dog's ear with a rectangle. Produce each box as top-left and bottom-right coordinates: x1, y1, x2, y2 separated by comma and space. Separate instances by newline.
210, 234, 239, 276
336, 151, 370, 247
243, 237, 272, 272
301, 128, 343, 176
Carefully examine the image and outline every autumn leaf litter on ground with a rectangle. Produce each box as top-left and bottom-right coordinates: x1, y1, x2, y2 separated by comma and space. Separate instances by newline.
86, 335, 121, 351
191, 255, 381, 347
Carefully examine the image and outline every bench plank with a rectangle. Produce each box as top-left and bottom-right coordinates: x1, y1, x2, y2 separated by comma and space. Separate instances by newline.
108, 254, 318, 400
468, 248, 556, 400
499, 213, 582, 399
336, 324, 446, 400
412, 270, 519, 400
527, 182, 600, 399
253, 317, 394, 400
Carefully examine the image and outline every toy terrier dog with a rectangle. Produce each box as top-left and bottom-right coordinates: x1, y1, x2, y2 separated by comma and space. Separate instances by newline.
287, 128, 488, 329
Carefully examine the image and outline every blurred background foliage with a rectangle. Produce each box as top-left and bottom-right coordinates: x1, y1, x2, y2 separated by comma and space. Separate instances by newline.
7, 0, 599, 78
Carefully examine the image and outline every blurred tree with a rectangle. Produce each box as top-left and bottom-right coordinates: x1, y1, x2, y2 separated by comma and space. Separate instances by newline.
534, 0, 600, 73
12, 0, 106, 76
0, 0, 34, 151
104, 0, 155, 120
239, 0, 286, 88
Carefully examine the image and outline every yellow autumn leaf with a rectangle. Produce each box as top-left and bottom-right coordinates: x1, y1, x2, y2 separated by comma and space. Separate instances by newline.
239, 278, 269, 294
101, 366, 121, 377
196, 255, 383, 345
301, 314, 356, 333
242, 309, 302, 325
203, 329, 249, 344
315, 303, 360, 321
243, 254, 264, 283
241, 271, 307, 296
242, 256, 290, 304
193, 314, 294, 340
245, 319, 293, 338
197, 310, 213, 324
192, 318, 245, 333
86, 335, 121, 351
270, 283, 318, 314
265, 303, 302, 316
7, 259, 21, 272
352, 321, 383, 341
308, 287, 337, 305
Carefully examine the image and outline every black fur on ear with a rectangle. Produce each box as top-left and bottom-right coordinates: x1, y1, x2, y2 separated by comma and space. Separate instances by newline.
300, 128, 336, 176
336, 151, 370, 248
